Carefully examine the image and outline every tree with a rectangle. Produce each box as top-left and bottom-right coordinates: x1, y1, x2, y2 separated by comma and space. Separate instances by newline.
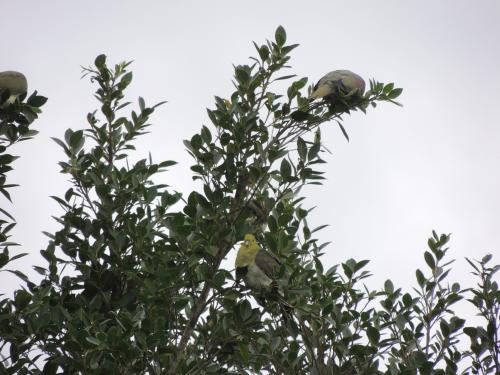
0, 81, 46, 299
0, 26, 498, 374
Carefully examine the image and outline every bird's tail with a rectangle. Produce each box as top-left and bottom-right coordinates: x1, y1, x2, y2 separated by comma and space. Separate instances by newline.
278, 297, 294, 323
271, 284, 294, 323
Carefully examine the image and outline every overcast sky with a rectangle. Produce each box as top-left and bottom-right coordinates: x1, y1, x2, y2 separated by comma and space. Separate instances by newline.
2, 1, 499, 311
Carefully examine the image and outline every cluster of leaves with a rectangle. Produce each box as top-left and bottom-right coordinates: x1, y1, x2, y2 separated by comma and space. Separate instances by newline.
0, 26, 498, 375
0, 88, 46, 288
463, 256, 500, 373
1, 56, 184, 374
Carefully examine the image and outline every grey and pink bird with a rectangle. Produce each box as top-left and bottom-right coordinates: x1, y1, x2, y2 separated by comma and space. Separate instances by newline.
311, 69, 365, 102
0, 71, 28, 104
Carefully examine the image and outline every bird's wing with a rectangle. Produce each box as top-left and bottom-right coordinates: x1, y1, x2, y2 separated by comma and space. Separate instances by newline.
255, 249, 281, 279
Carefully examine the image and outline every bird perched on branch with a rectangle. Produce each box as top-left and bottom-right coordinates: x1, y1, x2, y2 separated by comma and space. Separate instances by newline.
0, 71, 28, 105
235, 234, 280, 290
310, 70, 365, 113
235, 234, 292, 321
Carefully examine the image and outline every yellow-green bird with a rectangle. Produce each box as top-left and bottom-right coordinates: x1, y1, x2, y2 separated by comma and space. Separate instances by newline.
309, 70, 366, 116
310, 70, 365, 100
235, 234, 292, 321
235, 234, 280, 290
0, 71, 28, 105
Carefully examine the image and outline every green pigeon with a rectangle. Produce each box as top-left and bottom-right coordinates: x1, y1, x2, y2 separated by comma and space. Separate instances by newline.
310, 69, 365, 101
0, 71, 28, 105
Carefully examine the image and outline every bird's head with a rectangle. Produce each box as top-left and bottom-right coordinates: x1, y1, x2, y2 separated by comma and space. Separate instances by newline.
243, 233, 256, 245
235, 234, 259, 268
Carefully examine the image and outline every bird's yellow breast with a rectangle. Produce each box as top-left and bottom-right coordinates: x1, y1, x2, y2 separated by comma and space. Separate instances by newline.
235, 242, 259, 268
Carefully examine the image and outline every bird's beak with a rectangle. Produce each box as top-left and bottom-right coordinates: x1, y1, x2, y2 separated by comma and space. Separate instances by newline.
244, 240, 250, 246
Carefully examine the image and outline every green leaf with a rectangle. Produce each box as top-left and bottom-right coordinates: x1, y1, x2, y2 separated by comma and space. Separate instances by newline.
0, 249, 9, 268
341, 262, 353, 279
481, 254, 492, 264
27, 94, 48, 107
9, 252, 27, 262
424, 251, 435, 269
268, 147, 287, 163
402, 293, 413, 307
69, 130, 84, 151
267, 215, 278, 233
101, 103, 114, 120
191, 134, 203, 150
94, 54, 106, 69
201, 125, 212, 144
0, 154, 14, 164
388, 88, 403, 99
321, 302, 333, 316
275, 25, 286, 46
440, 320, 450, 336
5, 269, 29, 283
463, 326, 477, 338
274, 74, 297, 82
159, 160, 177, 168
118, 71, 133, 90
195, 193, 211, 210
308, 142, 320, 161
353, 259, 370, 272
254, 42, 269, 61
291, 110, 310, 122
337, 121, 349, 142
239, 342, 249, 363
281, 43, 299, 55
86, 336, 101, 346
235, 66, 250, 85
384, 279, 394, 294
383, 83, 394, 94
174, 297, 190, 310
238, 300, 253, 322
416, 269, 425, 287
367, 326, 380, 345
297, 137, 307, 160
280, 158, 292, 179
14, 289, 31, 310
138, 96, 146, 110
0, 207, 15, 221
64, 128, 74, 145
293, 77, 308, 90
33, 266, 47, 275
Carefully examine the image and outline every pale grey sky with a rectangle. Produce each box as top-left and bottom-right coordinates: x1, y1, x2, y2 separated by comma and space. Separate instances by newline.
2, 1, 500, 305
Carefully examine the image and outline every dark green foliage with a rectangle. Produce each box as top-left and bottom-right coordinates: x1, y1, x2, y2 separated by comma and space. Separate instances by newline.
0, 88, 46, 275
462, 255, 500, 374
0, 27, 498, 374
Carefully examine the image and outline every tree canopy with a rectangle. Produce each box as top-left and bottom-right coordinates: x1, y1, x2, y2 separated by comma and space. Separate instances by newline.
0, 26, 498, 375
